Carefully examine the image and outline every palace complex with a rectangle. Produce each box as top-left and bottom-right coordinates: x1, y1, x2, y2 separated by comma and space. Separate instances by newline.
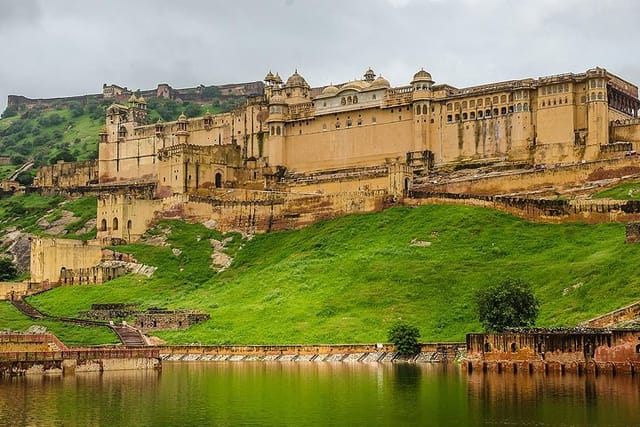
22, 66, 640, 284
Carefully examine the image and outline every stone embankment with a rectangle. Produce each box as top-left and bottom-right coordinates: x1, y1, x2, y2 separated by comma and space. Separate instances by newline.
158, 343, 465, 363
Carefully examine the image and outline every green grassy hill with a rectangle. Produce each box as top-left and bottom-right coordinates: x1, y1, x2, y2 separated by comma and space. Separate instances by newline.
16, 204, 640, 346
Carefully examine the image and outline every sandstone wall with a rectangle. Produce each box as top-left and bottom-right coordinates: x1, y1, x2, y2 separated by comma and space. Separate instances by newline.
30, 238, 103, 284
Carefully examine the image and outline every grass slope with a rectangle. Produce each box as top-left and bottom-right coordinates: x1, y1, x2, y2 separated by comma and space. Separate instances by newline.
23, 205, 640, 345
0, 194, 97, 241
593, 180, 640, 200
0, 301, 118, 346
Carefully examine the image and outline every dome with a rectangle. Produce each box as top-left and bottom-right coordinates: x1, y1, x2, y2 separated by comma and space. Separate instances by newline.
273, 73, 283, 84
412, 68, 433, 82
285, 70, 310, 88
270, 93, 286, 104
128, 94, 137, 103
321, 84, 339, 95
137, 96, 146, 104
264, 70, 274, 81
178, 112, 188, 122
341, 80, 369, 91
370, 76, 390, 89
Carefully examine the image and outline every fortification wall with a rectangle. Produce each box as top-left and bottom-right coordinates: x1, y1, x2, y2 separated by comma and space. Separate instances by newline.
612, 119, 640, 144
419, 157, 640, 195
30, 238, 103, 284
408, 192, 640, 224
33, 160, 98, 188
0, 282, 30, 300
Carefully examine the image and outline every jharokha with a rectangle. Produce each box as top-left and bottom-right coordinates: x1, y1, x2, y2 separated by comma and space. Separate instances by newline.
23, 66, 640, 286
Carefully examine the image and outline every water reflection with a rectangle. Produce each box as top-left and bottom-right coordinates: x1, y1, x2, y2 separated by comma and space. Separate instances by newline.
466, 371, 640, 426
0, 363, 639, 426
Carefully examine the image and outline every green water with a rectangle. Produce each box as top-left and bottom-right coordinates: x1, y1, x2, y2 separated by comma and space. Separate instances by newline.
1, 362, 639, 426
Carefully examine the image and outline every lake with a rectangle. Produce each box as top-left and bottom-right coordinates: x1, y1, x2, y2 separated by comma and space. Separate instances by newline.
1, 362, 639, 426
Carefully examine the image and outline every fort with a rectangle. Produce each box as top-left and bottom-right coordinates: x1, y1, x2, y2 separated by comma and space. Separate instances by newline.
17, 65, 640, 289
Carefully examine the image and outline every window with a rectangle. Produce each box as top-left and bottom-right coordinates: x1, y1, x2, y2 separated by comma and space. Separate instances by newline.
322, 123, 327, 131
276, 126, 281, 135
454, 102, 460, 110
470, 100, 475, 108
597, 80, 603, 88
516, 103, 522, 112
477, 99, 483, 107
127, 220, 132, 230
447, 114, 452, 122
493, 108, 499, 116
372, 116, 376, 123
101, 219, 107, 231
454, 114, 460, 121
485, 97, 491, 105
372, 94, 376, 100
501, 107, 507, 114
493, 96, 499, 104
346, 119, 352, 127
422, 105, 427, 115
523, 103, 529, 111
462, 112, 468, 120
416, 106, 421, 115
447, 103, 452, 111
112, 217, 119, 231
461, 101, 467, 109
590, 80, 596, 89
478, 110, 483, 118
485, 109, 491, 117
470, 112, 475, 119
597, 92, 603, 100
215, 172, 222, 188
500, 95, 507, 103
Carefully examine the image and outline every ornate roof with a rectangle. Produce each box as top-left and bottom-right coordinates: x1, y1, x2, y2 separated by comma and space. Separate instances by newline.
285, 70, 310, 89
412, 68, 433, 82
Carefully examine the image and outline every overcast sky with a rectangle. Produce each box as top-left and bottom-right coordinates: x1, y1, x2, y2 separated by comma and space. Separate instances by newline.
1, 0, 639, 113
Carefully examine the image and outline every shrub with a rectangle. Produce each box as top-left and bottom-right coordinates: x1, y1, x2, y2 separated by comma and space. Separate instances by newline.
475, 278, 539, 332
0, 258, 17, 281
388, 322, 420, 354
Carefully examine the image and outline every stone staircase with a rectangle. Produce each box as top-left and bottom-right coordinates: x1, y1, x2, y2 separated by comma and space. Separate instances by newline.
111, 324, 147, 346
11, 298, 149, 347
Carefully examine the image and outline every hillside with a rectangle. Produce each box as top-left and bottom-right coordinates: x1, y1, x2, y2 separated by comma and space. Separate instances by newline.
6, 204, 637, 346
0, 95, 245, 166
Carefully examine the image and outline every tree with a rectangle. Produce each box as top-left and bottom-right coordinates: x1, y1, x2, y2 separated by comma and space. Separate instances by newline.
0, 258, 17, 281
475, 278, 539, 332
388, 322, 420, 354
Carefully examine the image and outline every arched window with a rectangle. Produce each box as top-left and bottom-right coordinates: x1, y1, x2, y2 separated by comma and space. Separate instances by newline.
101, 219, 107, 231
422, 105, 427, 115
597, 92, 603, 100
276, 126, 281, 136
462, 112, 468, 120
470, 111, 475, 119
127, 220, 132, 230
500, 107, 506, 115
485, 109, 491, 117
416, 106, 421, 115
523, 103, 529, 111
270, 126, 274, 136
215, 172, 223, 188
478, 110, 483, 118
516, 103, 522, 112
112, 217, 119, 231
500, 95, 506, 103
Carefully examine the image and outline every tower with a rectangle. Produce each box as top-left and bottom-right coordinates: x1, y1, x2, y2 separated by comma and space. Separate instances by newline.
411, 68, 434, 161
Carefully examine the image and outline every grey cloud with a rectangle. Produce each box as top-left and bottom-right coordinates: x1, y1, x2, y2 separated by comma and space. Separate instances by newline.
2, 0, 640, 113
